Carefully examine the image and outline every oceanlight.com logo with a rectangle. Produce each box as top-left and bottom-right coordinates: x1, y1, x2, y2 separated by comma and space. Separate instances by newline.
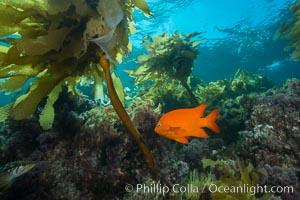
124, 183, 294, 196
208, 184, 294, 196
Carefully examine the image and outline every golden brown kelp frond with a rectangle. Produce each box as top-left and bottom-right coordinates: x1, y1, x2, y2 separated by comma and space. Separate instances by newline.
0, 0, 151, 129
125, 32, 200, 84
132, 0, 153, 17
200, 159, 269, 200
276, 0, 300, 60
125, 32, 200, 105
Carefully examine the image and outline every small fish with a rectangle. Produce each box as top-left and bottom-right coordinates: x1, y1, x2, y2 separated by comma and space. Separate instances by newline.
0, 161, 36, 191
154, 104, 220, 144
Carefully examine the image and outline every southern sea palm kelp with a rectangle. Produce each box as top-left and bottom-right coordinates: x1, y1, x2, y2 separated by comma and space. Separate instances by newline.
98, 52, 157, 179
0, 0, 150, 128
276, 0, 300, 60
125, 32, 201, 105
0, 0, 158, 179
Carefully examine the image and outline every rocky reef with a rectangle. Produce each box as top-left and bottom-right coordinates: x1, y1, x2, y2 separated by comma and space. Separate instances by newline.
134, 69, 274, 111
0, 89, 187, 200
176, 78, 300, 200
236, 78, 300, 200
0, 76, 299, 200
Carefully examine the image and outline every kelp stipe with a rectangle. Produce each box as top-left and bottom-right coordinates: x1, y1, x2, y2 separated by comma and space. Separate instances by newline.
97, 52, 157, 179
180, 77, 199, 106
125, 32, 201, 106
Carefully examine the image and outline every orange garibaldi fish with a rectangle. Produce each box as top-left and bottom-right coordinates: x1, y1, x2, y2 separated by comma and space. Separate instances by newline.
154, 104, 220, 144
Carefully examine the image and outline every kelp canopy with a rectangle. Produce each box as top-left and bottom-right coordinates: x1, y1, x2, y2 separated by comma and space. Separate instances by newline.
0, 0, 151, 129
126, 32, 200, 105
276, 0, 300, 60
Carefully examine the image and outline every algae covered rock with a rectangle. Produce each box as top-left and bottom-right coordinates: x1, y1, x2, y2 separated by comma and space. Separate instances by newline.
194, 69, 274, 106
133, 78, 193, 112
236, 79, 300, 200
0, 95, 186, 199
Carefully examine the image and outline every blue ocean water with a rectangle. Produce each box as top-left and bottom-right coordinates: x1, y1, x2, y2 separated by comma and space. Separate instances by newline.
0, 0, 299, 105
119, 0, 300, 87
